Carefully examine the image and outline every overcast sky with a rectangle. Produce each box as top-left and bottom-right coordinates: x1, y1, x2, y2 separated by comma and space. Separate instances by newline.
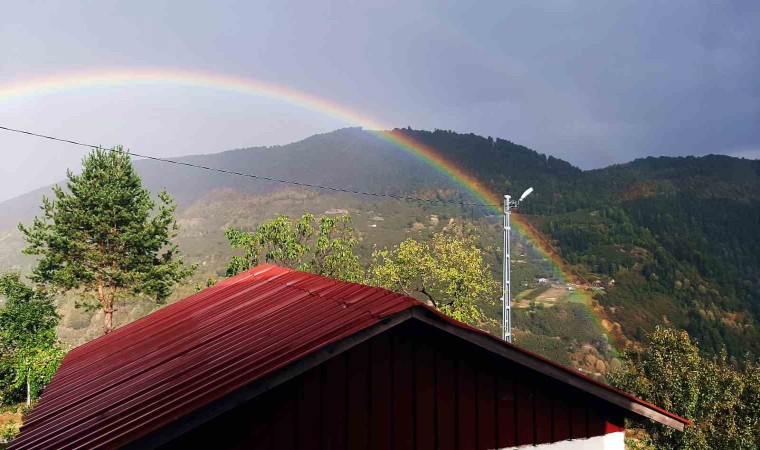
1, 0, 758, 201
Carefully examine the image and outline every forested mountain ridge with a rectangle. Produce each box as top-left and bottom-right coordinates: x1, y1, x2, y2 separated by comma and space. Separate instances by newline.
522, 155, 760, 357
390, 130, 760, 357
1, 127, 757, 358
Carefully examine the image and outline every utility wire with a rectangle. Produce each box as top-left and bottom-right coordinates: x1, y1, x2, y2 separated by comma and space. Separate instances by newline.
0, 125, 499, 208
1, 125, 589, 283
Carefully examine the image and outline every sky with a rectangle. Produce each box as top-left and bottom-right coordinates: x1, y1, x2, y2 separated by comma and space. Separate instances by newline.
1, 0, 759, 202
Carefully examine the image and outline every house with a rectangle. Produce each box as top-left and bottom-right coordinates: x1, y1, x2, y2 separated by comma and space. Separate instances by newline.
538, 277, 549, 284
11, 265, 690, 449
324, 208, 349, 215
590, 279, 605, 291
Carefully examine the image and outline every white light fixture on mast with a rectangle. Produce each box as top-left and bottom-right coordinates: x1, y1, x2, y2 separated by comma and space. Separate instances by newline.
519, 187, 534, 202
502, 187, 533, 343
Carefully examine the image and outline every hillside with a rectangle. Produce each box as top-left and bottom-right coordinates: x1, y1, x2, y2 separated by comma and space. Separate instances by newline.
525, 156, 760, 357
0, 127, 757, 362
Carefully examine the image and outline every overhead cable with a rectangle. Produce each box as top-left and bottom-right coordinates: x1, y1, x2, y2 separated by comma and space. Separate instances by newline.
0, 125, 499, 208
2, 125, 593, 284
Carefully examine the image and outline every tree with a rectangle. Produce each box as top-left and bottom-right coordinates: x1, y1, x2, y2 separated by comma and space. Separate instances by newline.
19, 148, 194, 334
368, 229, 497, 325
609, 327, 759, 449
225, 213, 362, 282
0, 274, 64, 406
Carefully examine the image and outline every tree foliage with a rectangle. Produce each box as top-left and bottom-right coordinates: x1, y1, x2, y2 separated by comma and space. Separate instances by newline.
19, 148, 194, 334
0, 274, 64, 406
609, 327, 759, 449
225, 213, 362, 282
368, 229, 497, 325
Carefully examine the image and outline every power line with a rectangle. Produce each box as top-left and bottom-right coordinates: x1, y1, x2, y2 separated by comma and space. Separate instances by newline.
0, 125, 499, 208
1, 125, 588, 283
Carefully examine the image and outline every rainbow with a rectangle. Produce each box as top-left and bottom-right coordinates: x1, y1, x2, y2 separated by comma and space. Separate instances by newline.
1, 69, 498, 203
1, 69, 500, 207
1, 68, 613, 345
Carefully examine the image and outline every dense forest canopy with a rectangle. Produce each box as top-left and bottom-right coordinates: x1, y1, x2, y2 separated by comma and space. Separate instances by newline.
398, 130, 760, 358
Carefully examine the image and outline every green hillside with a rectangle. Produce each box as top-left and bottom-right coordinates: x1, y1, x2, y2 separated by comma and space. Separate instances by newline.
527, 156, 760, 357
370, 131, 760, 358
1, 127, 757, 363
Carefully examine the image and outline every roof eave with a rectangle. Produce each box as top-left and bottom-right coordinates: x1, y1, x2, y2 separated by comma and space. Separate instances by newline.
121, 309, 415, 450
123, 302, 690, 449
408, 307, 692, 431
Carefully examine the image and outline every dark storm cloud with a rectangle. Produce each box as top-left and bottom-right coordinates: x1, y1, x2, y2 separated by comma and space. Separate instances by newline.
429, 1, 760, 166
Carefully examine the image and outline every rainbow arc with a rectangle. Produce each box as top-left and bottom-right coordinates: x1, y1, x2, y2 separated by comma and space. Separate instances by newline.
2, 68, 612, 342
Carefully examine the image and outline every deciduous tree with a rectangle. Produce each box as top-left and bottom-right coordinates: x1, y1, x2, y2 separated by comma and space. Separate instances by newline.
609, 327, 759, 449
226, 213, 362, 282
368, 229, 496, 325
0, 274, 63, 406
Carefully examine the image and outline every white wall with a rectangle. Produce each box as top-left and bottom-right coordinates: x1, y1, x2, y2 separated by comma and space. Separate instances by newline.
498, 431, 624, 450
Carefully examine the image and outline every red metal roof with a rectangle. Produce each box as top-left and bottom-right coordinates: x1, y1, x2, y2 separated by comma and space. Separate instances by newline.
11, 265, 690, 449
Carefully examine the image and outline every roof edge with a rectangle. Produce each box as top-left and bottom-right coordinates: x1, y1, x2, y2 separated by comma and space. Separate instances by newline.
122, 309, 415, 450
112, 276, 691, 449
408, 307, 692, 431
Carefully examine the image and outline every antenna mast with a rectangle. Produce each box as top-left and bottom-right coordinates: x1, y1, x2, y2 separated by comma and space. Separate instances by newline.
502, 195, 512, 342
502, 187, 533, 343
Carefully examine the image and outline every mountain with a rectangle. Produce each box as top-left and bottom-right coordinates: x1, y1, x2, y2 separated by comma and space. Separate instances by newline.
536, 155, 760, 357
1, 127, 758, 361
0, 128, 578, 227
392, 131, 760, 358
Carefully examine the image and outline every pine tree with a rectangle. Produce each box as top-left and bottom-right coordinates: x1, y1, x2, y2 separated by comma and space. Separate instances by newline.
19, 148, 194, 334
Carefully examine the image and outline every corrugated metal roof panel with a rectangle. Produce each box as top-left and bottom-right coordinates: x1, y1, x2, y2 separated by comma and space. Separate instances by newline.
11, 264, 690, 449
11, 265, 415, 449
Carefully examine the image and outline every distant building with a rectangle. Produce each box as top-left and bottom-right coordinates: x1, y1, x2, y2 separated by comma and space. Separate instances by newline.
324, 208, 349, 215
12, 266, 690, 449
538, 277, 549, 284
